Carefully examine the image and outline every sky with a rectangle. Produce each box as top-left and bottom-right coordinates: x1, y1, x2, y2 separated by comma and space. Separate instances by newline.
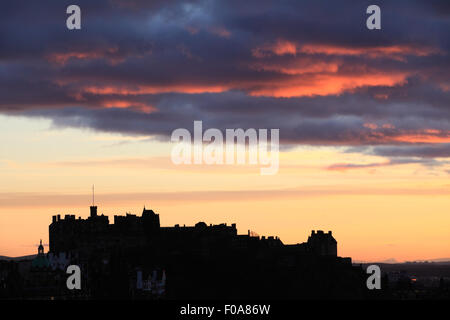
0, 0, 449, 261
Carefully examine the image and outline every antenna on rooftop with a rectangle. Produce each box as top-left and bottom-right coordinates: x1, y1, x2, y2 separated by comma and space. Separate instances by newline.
92, 184, 95, 206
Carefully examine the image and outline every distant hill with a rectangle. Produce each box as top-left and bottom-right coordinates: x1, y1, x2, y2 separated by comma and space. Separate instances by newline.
0, 254, 36, 261
354, 258, 450, 264
413, 258, 450, 264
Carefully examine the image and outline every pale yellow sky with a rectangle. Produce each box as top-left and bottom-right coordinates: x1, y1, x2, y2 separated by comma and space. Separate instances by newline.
0, 115, 449, 261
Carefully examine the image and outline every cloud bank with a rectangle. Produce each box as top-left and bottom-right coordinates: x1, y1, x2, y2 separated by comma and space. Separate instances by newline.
1, 0, 449, 162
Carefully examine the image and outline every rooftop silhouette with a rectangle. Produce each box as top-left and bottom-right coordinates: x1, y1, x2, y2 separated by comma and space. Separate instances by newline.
44, 205, 366, 299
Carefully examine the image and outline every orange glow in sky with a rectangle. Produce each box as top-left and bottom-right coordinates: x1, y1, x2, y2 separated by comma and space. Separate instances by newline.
0, 116, 449, 262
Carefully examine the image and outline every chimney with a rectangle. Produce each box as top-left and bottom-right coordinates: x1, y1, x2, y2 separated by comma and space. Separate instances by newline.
90, 206, 98, 217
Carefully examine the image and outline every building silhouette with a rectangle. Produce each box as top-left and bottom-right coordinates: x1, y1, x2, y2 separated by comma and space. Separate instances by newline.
45, 205, 366, 299
2, 205, 449, 299
49, 206, 339, 259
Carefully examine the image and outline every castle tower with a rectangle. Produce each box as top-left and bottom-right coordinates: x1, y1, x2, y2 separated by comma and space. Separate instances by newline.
38, 239, 44, 255
32, 239, 49, 269
90, 205, 98, 217
142, 207, 161, 233
90, 184, 97, 217
307, 230, 337, 256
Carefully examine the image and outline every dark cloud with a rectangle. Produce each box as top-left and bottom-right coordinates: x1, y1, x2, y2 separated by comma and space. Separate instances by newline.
327, 157, 444, 172
21, 90, 450, 146
372, 144, 450, 158
1, 0, 449, 159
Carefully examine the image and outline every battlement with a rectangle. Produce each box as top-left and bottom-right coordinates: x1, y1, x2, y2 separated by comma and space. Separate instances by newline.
307, 230, 337, 256
311, 230, 333, 236
51, 213, 107, 224
51, 214, 80, 223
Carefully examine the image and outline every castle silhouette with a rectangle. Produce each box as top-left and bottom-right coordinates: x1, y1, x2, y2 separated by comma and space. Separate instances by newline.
50, 205, 337, 258
44, 205, 367, 299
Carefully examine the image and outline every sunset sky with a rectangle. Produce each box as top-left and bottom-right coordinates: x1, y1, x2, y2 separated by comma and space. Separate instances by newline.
0, 0, 449, 261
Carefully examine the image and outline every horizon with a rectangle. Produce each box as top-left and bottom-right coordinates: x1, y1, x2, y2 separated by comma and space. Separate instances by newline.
1, 200, 449, 263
